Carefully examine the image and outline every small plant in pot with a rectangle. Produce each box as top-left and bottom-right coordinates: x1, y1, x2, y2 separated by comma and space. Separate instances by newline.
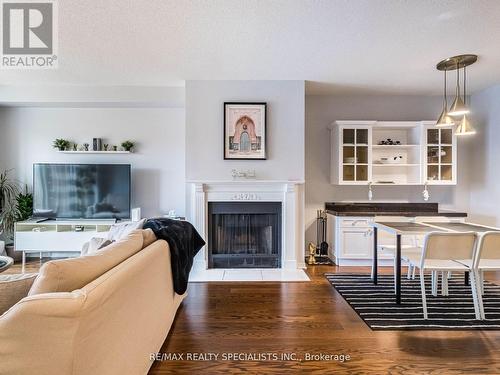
121, 140, 135, 152
5, 186, 33, 262
0, 170, 20, 258
16, 186, 33, 221
52, 138, 71, 151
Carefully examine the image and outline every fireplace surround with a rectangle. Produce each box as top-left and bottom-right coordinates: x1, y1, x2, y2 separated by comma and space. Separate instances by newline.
188, 180, 305, 270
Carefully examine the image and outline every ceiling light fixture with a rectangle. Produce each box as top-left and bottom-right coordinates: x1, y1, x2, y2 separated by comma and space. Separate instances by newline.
436, 54, 478, 135
436, 66, 454, 127
456, 65, 476, 135
447, 61, 469, 116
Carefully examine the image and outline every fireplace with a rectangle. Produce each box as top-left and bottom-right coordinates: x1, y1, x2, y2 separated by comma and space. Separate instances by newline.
208, 202, 282, 268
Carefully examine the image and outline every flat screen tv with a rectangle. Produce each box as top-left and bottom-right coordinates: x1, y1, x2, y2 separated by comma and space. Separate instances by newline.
33, 163, 131, 219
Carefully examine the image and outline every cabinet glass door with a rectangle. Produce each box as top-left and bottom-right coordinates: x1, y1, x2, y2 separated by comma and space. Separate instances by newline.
341, 128, 369, 183
426, 128, 454, 183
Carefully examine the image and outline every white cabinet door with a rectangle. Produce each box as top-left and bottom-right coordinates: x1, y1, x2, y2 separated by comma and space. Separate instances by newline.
423, 124, 457, 185
339, 227, 373, 259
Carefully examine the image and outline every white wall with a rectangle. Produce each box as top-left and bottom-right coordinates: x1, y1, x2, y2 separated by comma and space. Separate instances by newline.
468, 85, 500, 225
305, 94, 472, 244
0, 107, 185, 218
185, 80, 305, 181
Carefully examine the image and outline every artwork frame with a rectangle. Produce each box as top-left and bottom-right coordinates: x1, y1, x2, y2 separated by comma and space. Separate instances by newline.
224, 102, 267, 160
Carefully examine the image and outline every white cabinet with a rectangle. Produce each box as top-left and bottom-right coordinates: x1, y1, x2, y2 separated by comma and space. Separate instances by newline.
423, 124, 457, 184
14, 220, 115, 270
339, 227, 373, 259
329, 216, 374, 265
330, 121, 373, 185
329, 121, 457, 186
327, 214, 466, 266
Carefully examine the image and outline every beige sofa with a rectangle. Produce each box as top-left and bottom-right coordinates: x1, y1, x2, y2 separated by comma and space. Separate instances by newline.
0, 229, 185, 375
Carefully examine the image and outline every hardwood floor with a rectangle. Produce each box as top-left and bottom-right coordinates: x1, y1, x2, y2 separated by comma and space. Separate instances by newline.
8, 260, 500, 374
150, 265, 500, 374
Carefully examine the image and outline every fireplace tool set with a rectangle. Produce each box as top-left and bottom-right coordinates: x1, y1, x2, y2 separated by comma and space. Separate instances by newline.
307, 210, 332, 265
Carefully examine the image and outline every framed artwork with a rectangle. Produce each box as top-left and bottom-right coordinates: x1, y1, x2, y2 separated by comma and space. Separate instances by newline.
224, 102, 267, 160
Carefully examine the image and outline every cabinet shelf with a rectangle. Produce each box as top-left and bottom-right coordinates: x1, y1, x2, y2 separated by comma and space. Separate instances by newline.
57, 151, 131, 154
372, 145, 419, 148
372, 163, 420, 167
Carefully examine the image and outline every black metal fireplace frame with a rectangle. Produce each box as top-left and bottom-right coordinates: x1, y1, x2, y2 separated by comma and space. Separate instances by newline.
207, 202, 282, 269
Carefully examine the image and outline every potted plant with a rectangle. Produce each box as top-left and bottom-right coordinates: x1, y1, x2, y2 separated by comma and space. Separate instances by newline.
4, 186, 33, 262
121, 140, 135, 152
16, 186, 33, 221
52, 138, 71, 151
0, 170, 20, 257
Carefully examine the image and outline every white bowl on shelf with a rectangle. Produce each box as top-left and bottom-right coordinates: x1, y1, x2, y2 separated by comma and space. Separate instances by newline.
379, 157, 403, 164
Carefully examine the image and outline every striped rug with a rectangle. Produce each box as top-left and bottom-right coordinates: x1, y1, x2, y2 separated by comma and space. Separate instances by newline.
326, 273, 500, 330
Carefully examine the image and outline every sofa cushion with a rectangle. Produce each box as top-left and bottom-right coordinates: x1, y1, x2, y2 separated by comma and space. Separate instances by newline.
107, 219, 146, 241
81, 237, 113, 256
0, 273, 38, 315
142, 228, 157, 248
29, 230, 144, 296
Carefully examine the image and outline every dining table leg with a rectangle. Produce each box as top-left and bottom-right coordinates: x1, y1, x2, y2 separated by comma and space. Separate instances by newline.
372, 227, 378, 285
396, 234, 402, 304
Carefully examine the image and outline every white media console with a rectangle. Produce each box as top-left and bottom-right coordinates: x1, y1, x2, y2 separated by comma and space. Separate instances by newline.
14, 220, 115, 271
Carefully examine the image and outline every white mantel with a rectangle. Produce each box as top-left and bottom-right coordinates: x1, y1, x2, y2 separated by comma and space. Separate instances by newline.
187, 180, 306, 270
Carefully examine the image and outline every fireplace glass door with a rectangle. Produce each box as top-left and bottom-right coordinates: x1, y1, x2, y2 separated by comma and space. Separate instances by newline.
208, 202, 281, 268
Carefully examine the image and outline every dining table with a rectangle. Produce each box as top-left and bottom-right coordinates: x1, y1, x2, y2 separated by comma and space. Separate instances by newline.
371, 221, 500, 305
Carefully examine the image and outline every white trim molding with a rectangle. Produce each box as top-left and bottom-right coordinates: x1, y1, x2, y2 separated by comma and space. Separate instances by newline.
188, 180, 305, 270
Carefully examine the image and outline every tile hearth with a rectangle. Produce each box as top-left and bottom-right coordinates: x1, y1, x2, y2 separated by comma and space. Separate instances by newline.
189, 268, 309, 282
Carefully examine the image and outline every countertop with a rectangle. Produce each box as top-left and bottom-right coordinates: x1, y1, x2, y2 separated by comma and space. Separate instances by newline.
325, 202, 467, 218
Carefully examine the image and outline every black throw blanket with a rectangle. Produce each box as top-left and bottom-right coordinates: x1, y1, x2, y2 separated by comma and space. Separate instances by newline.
143, 218, 205, 295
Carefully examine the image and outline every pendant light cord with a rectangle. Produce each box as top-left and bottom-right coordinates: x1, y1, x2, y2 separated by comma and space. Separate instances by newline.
463, 65, 467, 106
444, 68, 448, 106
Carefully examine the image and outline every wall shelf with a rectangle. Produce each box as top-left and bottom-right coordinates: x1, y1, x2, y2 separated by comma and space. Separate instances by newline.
57, 151, 131, 154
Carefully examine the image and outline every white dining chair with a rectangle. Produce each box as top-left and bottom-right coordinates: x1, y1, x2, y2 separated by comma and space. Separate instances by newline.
407, 232, 481, 320
378, 235, 423, 295
456, 231, 500, 319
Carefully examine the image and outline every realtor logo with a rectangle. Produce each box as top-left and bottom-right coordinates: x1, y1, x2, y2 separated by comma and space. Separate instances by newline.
1, 0, 57, 68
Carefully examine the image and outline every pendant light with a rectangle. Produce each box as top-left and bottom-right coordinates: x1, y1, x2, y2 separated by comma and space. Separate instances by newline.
436, 54, 478, 135
448, 61, 469, 116
436, 67, 455, 127
456, 65, 476, 135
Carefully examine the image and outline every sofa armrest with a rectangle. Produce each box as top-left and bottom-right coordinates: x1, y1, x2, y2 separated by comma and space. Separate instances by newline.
0, 273, 37, 315
0, 290, 85, 375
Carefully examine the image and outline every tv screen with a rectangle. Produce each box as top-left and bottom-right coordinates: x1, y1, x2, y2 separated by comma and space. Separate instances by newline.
33, 164, 131, 219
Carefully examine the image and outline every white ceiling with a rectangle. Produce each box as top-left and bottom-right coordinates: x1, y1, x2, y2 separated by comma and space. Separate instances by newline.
2, 0, 500, 95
